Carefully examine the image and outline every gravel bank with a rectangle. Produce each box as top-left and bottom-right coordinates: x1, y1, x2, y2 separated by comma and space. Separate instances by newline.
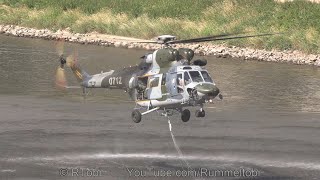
1, 24, 319, 66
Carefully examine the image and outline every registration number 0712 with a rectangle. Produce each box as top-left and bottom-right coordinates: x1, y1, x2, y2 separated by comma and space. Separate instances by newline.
109, 77, 122, 85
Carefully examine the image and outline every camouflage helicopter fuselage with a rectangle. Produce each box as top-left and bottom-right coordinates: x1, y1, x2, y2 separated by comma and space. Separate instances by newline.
58, 33, 276, 122
68, 47, 219, 102
62, 46, 220, 122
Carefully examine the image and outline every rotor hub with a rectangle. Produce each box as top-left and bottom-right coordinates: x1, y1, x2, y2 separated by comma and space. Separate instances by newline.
156, 35, 176, 44
59, 55, 67, 68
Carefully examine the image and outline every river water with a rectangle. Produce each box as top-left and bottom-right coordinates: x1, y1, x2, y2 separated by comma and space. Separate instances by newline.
1, 34, 320, 179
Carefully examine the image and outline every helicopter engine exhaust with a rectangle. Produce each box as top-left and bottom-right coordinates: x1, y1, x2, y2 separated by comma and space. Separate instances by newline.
193, 59, 207, 66
178, 48, 194, 64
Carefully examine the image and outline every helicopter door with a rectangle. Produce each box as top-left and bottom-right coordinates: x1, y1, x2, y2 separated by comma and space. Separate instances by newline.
147, 74, 163, 100
166, 73, 178, 96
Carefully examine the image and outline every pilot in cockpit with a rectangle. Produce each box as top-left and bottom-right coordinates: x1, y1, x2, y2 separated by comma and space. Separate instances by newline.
177, 74, 184, 93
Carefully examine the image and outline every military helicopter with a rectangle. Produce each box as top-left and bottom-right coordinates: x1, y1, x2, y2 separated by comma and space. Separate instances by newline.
55, 33, 275, 123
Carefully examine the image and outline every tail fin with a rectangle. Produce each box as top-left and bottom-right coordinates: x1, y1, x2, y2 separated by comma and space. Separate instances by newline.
66, 53, 91, 82
70, 63, 91, 82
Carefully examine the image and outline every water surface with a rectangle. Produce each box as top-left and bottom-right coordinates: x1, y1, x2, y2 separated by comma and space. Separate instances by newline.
1, 35, 320, 179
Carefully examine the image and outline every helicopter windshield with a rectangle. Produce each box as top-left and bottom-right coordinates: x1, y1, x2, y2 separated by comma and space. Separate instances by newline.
201, 71, 213, 82
188, 71, 204, 82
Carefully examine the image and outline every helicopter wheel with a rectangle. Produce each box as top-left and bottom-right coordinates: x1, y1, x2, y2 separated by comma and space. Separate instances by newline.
132, 110, 142, 123
181, 109, 191, 122
195, 110, 205, 118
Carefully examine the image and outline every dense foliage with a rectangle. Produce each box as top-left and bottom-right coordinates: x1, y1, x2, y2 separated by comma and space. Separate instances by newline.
1, 0, 320, 53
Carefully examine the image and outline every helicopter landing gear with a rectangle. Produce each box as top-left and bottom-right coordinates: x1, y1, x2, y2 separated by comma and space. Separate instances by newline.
131, 110, 142, 123
181, 109, 191, 122
195, 109, 205, 117
131, 107, 160, 123
196, 104, 205, 118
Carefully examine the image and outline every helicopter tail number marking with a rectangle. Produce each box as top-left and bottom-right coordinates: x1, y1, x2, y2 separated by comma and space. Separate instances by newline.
109, 77, 122, 86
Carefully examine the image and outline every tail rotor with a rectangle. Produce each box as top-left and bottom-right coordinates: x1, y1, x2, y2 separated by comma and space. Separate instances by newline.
55, 54, 67, 89
54, 40, 89, 100
54, 39, 75, 89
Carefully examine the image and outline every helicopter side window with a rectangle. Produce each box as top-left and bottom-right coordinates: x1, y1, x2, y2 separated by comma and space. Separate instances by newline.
201, 71, 213, 82
161, 74, 166, 85
189, 71, 203, 82
184, 72, 191, 85
149, 77, 160, 88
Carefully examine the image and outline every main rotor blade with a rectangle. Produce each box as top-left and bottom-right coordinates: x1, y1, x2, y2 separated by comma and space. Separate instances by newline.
130, 32, 279, 45
134, 41, 159, 44
168, 33, 241, 44
178, 33, 279, 44
135, 34, 238, 44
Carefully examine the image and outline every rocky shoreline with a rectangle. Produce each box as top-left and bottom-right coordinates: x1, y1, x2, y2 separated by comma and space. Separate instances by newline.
1, 24, 320, 66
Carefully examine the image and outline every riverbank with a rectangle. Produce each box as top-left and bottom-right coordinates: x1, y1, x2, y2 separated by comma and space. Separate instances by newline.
1, 1, 320, 54
1, 24, 320, 66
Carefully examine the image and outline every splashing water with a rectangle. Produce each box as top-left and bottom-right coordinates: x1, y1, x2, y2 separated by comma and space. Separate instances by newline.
167, 118, 191, 169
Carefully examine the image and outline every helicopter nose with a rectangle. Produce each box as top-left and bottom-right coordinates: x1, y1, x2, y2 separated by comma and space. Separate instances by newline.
195, 83, 220, 97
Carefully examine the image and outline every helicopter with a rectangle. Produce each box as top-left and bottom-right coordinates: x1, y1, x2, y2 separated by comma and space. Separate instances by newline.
55, 33, 275, 123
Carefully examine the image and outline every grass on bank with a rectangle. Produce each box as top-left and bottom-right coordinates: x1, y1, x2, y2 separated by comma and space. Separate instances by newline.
1, 0, 320, 54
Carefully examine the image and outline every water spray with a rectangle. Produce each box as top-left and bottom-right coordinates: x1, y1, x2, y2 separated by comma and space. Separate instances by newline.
167, 117, 191, 170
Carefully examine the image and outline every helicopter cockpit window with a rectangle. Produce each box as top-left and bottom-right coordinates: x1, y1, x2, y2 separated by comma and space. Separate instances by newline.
201, 71, 213, 83
149, 77, 160, 88
189, 71, 204, 82
184, 72, 191, 85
